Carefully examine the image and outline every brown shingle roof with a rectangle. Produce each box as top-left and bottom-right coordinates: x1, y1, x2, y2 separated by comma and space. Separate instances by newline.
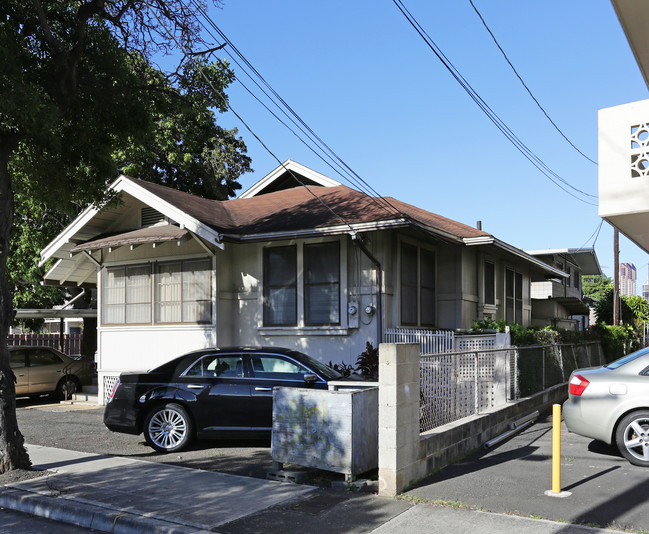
124, 177, 490, 240
70, 225, 188, 252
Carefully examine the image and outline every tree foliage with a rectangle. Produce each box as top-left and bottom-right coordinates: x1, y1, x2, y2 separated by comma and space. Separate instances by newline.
594, 286, 649, 326
582, 274, 613, 302
0, 0, 251, 473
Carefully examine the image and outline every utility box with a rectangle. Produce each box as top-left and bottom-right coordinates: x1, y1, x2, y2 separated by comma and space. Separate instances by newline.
271, 386, 378, 481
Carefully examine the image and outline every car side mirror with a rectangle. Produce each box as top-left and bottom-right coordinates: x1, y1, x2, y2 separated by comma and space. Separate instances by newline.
304, 374, 318, 386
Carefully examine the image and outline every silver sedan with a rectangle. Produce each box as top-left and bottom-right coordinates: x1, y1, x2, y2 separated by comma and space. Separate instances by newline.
563, 347, 649, 467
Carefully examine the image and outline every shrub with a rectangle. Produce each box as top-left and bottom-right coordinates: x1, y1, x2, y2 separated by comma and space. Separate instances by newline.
329, 342, 379, 379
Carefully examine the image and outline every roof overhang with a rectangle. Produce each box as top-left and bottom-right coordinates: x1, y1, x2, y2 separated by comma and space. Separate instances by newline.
14, 309, 97, 319
611, 0, 649, 88
40, 175, 224, 268
39, 176, 224, 288
532, 297, 591, 316
219, 216, 468, 246
464, 236, 569, 278
525, 248, 603, 275
600, 3, 649, 253
69, 226, 189, 253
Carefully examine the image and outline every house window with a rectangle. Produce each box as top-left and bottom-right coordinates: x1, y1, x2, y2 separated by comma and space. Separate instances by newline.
505, 268, 523, 324
101, 258, 212, 325
263, 242, 341, 327
263, 246, 297, 326
102, 265, 151, 324
484, 261, 495, 306
304, 242, 340, 325
401, 243, 435, 327
573, 269, 580, 290
155, 259, 212, 323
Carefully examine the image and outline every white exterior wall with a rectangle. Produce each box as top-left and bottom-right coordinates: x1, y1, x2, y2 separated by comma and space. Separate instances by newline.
96, 237, 218, 402
599, 99, 649, 253
98, 234, 382, 403
224, 235, 380, 366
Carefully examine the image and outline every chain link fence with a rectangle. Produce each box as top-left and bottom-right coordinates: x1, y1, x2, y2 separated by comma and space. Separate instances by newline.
420, 341, 604, 433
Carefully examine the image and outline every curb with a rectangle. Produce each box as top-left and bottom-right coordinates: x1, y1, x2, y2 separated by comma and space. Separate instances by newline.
0, 487, 213, 534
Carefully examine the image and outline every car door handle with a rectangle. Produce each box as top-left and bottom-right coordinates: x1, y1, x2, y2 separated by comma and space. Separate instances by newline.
187, 384, 206, 389
254, 387, 273, 391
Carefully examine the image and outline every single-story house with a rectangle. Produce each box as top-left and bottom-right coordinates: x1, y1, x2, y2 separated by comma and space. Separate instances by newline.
39, 160, 566, 403
526, 248, 602, 331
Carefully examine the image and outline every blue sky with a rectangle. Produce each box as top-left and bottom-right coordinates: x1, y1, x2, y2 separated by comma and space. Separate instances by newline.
197, 0, 649, 290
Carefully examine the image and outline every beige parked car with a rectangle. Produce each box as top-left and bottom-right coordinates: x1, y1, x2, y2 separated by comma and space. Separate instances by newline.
9, 346, 95, 400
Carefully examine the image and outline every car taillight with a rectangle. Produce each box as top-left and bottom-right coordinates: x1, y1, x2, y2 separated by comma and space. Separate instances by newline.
569, 374, 590, 396
108, 378, 120, 402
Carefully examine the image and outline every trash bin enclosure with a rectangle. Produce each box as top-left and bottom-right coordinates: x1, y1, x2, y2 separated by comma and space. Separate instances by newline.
271, 386, 378, 479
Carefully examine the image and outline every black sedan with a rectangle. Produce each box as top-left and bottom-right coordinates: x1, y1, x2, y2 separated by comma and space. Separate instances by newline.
104, 347, 342, 453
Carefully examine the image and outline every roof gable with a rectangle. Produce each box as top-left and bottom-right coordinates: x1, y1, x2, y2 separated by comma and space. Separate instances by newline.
238, 160, 341, 199
40, 162, 565, 285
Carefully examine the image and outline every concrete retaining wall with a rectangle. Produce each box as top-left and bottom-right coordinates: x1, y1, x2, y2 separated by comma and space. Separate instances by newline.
377, 343, 568, 497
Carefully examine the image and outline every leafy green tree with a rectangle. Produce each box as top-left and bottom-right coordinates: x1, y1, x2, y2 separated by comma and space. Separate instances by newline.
582, 274, 613, 302
594, 287, 649, 326
0, 0, 250, 473
625, 295, 649, 323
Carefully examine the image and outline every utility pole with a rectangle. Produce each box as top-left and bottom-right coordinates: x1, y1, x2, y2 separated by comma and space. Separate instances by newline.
614, 228, 620, 325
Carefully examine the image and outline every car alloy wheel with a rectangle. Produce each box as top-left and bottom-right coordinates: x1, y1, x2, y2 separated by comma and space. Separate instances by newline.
144, 403, 193, 453
615, 410, 649, 467
56, 376, 80, 401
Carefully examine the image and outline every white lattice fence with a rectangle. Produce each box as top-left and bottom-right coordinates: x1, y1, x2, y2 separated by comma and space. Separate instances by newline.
102, 374, 120, 404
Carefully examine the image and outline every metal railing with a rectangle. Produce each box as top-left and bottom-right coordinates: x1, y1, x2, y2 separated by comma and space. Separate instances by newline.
384, 328, 455, 354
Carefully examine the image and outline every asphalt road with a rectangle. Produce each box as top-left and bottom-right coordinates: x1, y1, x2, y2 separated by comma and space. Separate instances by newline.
406, 413, 649, 532
15, 396, 280, 481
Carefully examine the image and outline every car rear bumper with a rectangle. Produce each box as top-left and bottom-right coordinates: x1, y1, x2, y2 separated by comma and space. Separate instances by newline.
103, 399, 141, 435
563, 396, 612, 444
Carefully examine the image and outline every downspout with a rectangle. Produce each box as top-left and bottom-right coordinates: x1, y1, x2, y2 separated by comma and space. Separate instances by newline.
351, 233, 383, 344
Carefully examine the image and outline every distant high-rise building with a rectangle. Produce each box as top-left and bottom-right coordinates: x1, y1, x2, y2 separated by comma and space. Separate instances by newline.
620, 263, 637, 297
643, 263, 649, 302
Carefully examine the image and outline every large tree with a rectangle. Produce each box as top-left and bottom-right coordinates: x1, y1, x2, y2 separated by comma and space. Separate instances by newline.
0, 1, 251, 473
582, 274, 613, 303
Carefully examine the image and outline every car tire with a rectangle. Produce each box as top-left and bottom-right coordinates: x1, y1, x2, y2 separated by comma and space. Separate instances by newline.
143, 403, 193, 453
615, 410, 649, 467
55, 376, 81, 401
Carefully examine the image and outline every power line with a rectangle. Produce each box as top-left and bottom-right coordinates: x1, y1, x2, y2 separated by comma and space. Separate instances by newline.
392, 0, 598, 206
468, 0, 597, 165
576, 219, 603, 252
189, 0, 408, 219
147, 5, 362, 235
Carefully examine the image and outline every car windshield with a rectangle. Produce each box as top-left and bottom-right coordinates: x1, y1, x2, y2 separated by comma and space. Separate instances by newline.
606, 347, 649, 370
291, 351, 343, 380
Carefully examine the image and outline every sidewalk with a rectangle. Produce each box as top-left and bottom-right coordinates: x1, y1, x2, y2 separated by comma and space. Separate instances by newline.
0, 441, 634, 534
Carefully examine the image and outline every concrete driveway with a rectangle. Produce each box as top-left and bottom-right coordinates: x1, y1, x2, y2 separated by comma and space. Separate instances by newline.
406, 412, 649, 532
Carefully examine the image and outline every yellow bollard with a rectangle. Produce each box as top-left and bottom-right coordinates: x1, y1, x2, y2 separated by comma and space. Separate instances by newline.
545, 403, 571, 498
552, 403, 561, 493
